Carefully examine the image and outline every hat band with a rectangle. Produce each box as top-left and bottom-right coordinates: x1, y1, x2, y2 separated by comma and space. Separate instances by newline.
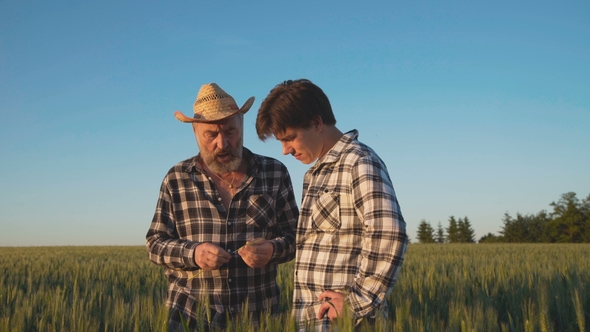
196, 93, 232, 104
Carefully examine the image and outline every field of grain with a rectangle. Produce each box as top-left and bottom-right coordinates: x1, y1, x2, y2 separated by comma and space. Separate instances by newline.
1, 244, 588, 331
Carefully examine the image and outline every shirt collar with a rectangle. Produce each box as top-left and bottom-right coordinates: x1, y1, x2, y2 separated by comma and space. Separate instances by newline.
311, 129, 358, 171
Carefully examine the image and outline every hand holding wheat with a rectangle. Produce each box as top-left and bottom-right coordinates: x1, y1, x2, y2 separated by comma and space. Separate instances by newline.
193, 242, 232, 271
187, 239, 270, 280
237, 238, 274, 269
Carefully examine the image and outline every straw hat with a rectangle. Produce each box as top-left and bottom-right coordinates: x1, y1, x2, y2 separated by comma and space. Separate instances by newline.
174, 83, 255, 123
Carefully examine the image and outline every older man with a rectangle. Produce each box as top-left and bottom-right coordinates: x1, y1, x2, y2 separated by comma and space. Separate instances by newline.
146, 83, 299, 331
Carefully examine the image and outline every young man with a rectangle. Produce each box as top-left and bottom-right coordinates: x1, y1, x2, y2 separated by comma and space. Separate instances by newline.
256, 79, 408, 331
146, 83, 299, 331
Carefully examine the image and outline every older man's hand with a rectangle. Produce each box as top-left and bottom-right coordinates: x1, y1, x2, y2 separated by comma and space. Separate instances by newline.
194, 242, 232, 270
238, 238, 274, 268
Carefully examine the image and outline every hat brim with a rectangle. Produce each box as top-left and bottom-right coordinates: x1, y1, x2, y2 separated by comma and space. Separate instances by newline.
174, 96, 255, 123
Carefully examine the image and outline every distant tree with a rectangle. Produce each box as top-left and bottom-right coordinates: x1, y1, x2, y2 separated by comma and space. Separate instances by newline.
582, 194, 590, 242
435, 222, 446, 243
417, 220, 436, 243
500, 213, 523, 243
500, 212, 550, 243
479, 233, 504, 243
548, 192, 586, 243
419, 191, 590, 244
457, 217, 476, 243
529, 211, 551, 242
446, 216, 459, 243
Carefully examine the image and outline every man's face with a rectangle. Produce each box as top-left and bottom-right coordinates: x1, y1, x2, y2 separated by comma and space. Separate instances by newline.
275, 126, 322, 165
193, 115, 243, 174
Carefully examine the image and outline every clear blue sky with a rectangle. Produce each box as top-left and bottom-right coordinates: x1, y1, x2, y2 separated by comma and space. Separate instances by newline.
1, 0, 588, 246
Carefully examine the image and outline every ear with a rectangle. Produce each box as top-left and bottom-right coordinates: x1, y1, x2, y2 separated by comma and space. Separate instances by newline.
312, 116, 324, 131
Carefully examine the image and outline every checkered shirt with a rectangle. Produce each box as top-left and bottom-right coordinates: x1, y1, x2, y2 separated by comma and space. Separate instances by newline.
292, 130, 408, 331
146, 148, 299, 327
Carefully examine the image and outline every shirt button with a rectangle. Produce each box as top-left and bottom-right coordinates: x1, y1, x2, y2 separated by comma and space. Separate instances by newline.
227, 222, 232, 226
217, 197, 222, 201
228, 278, 232, 282
227, 249, 232, 253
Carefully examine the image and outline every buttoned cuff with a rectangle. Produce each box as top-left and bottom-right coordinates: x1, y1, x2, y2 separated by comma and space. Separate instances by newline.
183, 241, 201, 268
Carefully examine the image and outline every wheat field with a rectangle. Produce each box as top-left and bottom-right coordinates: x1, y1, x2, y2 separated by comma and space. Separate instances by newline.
1, 244, 588, 331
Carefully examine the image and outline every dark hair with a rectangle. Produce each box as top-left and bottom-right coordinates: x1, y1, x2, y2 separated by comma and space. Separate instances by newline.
256, 79, 336, 140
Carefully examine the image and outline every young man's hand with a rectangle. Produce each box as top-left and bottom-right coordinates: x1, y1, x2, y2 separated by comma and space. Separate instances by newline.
317, 290, 345, 321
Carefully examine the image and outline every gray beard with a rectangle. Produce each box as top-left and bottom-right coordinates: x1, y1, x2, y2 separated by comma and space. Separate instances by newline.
202, 145, 243, 174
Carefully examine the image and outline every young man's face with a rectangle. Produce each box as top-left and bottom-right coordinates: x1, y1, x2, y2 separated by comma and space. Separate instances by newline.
275, 126, 322, 165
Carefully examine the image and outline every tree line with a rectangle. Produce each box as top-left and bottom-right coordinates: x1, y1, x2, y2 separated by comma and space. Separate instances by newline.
416, 191, 590, 243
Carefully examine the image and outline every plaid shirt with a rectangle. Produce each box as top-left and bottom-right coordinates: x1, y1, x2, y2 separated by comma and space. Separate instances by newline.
292, 130, 408, 331
146, 148, 299, 328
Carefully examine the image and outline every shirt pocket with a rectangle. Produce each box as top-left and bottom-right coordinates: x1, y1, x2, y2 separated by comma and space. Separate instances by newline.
312, 192, 341, 232
245, 194, 276, 229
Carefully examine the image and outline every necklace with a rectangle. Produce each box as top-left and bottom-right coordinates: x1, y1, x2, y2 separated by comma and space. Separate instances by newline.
211, 171, 236, 189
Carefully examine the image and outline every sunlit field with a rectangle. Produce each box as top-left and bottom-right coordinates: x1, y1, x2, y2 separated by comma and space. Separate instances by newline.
1, 244, 588, 331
